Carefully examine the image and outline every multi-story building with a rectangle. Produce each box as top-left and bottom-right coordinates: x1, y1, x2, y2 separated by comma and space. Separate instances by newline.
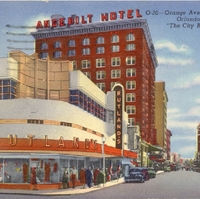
31, 12, 158, 145
166, 129, 172, 160
155, 81, 168, 150
0, 52, 137, 190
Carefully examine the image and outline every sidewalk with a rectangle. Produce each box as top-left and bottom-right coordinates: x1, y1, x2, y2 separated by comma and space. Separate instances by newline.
0, 171, 164, 196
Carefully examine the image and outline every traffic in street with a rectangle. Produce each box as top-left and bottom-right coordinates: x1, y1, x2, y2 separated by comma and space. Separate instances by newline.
0, 169, 200, 199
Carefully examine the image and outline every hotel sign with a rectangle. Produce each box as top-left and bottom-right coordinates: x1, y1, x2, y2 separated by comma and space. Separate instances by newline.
114, 85, 123, 149
36, 9, 142, 29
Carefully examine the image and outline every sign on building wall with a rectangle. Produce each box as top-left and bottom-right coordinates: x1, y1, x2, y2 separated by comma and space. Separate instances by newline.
113, 84, 124, 149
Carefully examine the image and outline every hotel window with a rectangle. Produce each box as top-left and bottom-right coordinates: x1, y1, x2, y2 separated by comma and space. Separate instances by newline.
111, 57, 120, 66
82, 48, 90, 55
128, 118, 135, 126
0, 79, 16, 100
111, 69, 121, 78
40, 42, 48, 50
110, 82, 117, 90
68, 39, 75, 47
111, 45, 120, 52
82, 60, 90, 69
71, 60, 77, 70
40, 52, 48, 59
96, 58, 105, 68
126, 56, 136, 65
53, 51, 62, 58
111, 35, 119, 43
96, 71, 106, 80
54, 41, 61, 48
126, 105, 136, 114
126, 93, 136, 102
126, 81, 136, 90
83, 72, 91, 79
96, 36, 104, 44
126, 68, 136, 77
126, 33, 135, 41
126, 44, 135, 51
96, 83, 105, 91
96, 47, 105, 54
82, 38, 90, 45
68, 50, 76, 56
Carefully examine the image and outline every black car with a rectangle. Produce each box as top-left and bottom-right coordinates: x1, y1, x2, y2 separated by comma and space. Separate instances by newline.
124, 167, 145, 183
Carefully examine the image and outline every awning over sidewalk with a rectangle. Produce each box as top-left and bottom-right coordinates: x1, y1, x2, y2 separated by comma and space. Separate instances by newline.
148, 144, 164, 152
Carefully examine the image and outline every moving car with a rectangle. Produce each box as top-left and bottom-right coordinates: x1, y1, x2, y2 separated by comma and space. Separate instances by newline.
148, 167, 156, 178
124, 167, 145, 183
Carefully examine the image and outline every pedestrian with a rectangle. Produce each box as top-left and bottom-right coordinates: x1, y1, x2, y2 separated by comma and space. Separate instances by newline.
70, 165, 77, 189
79, 167, 86, 188
31, 167, 37, 190
93, 167, 100, 186
86, 166, 92, 188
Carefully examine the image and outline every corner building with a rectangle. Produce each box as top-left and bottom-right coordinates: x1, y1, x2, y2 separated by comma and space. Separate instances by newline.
31, 12, 158, 145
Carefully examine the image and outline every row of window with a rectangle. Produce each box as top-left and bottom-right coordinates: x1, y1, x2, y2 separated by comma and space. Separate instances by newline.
40, 34, 135, 50
70, 90, 106, 122
40, 43, 135, 59
0, 80, 16, 99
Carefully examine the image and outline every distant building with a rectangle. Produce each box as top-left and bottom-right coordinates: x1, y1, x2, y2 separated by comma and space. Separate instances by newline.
166, 129, 172, 160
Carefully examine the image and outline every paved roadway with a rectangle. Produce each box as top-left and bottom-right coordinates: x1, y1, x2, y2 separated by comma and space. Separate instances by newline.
0, 170, 200, 199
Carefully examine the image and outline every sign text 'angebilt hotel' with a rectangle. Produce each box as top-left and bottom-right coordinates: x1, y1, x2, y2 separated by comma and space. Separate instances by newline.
35, 9, 143, 29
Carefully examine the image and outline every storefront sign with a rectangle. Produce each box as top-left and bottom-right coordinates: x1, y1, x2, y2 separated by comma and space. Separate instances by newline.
36, 9, 142, 29
8, 134, 98, 150
113, 85, 123, 149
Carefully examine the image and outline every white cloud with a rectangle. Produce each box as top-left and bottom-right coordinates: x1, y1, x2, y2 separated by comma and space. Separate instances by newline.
155, 41, 190, 53
176, 145, 196, 158
195, 98, 200, 104
178, 76, 200, 89
188, 106, 200, 117
157, 57, 193, 66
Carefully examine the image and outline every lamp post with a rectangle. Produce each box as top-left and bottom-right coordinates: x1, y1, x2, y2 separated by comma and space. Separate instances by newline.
102, 137, 106, 178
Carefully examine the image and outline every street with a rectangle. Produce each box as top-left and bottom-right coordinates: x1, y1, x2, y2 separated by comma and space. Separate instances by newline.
0, 170, 200, 199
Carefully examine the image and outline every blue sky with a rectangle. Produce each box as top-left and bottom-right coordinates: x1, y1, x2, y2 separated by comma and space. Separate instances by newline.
0, 1, 200, 159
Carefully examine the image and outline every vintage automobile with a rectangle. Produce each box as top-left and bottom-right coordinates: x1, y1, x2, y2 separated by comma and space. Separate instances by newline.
124, 167, 145, 183
148, 167, 156, 178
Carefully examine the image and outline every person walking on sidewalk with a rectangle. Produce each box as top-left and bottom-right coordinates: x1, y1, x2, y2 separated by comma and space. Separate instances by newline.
86, 166, 92, 188
71, 165, 77, 189
79, 167, 86, 188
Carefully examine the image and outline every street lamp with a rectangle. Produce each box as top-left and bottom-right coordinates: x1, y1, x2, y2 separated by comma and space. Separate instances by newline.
102, 137, 106, 180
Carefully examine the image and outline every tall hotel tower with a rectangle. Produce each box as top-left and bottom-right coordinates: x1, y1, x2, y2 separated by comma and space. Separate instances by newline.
31, 10, 158, 145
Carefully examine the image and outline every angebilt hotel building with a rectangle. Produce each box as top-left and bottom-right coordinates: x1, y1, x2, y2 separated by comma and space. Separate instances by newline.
0, 9, 158, 190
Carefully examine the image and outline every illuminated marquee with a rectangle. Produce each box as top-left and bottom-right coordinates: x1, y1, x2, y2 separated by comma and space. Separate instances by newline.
36, 9, 142, 29
114, 85, 123, 149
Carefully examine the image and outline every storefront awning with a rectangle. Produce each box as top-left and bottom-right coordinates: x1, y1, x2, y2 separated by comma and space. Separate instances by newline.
148, 144, 164, 152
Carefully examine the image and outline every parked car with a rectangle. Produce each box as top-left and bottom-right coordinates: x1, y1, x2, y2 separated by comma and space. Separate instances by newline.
124, 167, 145, 183
148, 167, 156, 178
142, 167, 150, 180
